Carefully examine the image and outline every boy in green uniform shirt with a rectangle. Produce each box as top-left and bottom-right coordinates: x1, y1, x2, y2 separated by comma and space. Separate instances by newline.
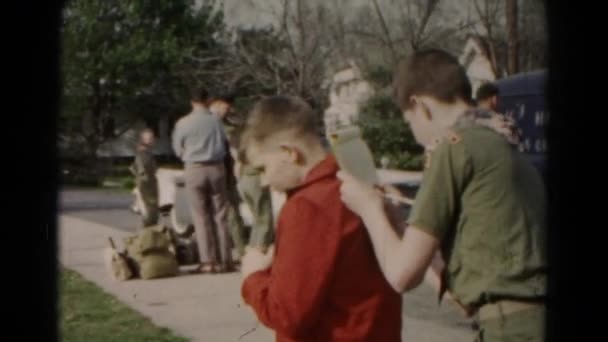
338, 49, 547, 341
232, 132, 275, 254
130, 128, 159, 228
209, 96, 275, 256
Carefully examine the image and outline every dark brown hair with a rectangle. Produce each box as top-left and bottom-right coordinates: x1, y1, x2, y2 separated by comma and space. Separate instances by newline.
475, 82, 499, 102
190, 86, 209, 103
393, 49, 473, 111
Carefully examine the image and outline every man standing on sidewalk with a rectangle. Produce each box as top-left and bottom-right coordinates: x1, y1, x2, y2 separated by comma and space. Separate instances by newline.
172, 87, 234, 273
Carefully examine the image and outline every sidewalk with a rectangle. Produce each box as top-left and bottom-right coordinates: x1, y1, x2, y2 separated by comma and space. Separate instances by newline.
59, 215, 476, 341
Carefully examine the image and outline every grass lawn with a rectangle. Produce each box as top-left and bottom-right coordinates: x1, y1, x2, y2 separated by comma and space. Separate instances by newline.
60, 269, 188, 342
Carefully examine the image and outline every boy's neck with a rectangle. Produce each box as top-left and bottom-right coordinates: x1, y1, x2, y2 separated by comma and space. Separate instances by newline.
192, 102, 207, 111
298, 143, 328, 181
137, 143, 151, 151
423, 101, 474, 149
435, 101, 473, 128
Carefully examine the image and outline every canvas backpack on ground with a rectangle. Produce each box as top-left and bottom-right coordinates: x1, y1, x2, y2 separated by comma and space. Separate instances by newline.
121, 225, 179, 280
104, 237, 135, 281
105, 225, 200, 281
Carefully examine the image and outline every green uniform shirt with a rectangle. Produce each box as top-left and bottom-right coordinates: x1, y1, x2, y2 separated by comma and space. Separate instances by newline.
220, 121, 261, 178
133, 148, 158, 186
407, 124, 547, 307
240, 163, 261, 177
222, 120, 237, 138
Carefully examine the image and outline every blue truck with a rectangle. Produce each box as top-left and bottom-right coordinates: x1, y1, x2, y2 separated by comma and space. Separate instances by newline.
388, 69, 548, 219
495, 69, 548, 177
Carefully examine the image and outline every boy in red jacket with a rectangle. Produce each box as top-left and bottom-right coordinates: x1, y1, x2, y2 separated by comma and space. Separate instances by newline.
239, 95, 402, 342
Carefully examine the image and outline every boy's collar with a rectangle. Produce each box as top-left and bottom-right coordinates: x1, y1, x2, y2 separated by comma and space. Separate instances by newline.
192, 105, 209, 114
287, 155, 338, 194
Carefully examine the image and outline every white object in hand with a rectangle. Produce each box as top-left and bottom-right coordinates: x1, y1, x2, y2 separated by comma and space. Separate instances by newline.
327, 126, 379, 185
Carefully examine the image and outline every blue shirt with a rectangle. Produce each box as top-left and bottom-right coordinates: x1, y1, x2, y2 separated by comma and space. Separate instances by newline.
172, 107, 226, 164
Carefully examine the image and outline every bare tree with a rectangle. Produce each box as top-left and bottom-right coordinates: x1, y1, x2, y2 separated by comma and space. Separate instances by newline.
280, 0, 335, 99
472, 0, 503, 76
396, 0, 441, 51
518, 0, 547, 71
470, 0, 545, 76
371, 0, 399, 64
505, 0, 519, 74
201, 0, 338, 108
344, 0, 477, 68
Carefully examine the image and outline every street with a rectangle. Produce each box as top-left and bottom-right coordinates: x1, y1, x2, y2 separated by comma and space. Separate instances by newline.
60, 187, 142, 232
59, 187, 476, 339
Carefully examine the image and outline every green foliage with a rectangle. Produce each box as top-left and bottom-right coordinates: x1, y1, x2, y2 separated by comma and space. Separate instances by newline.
121, 177, 135, 190
364, 65, 394, 89
60, 0, 225, 156
357, 94, 424, 170
61, 158, 103, 186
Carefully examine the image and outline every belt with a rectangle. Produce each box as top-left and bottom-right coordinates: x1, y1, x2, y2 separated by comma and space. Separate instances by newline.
478, 300, 544, 321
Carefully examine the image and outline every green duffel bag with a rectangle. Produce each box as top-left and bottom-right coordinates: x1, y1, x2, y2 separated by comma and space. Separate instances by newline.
139, 250, 179, 280
123, 226, 179, 280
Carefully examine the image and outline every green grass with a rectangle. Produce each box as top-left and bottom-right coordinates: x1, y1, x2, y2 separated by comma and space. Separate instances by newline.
60, 269, 188, 342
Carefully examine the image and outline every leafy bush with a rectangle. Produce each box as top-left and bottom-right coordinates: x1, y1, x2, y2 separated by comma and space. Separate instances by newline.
357, 94, 424, 170
121, 177, 135, 190
61, 168, 102, 187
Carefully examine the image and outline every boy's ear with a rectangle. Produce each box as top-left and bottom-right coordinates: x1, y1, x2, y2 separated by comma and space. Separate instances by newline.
409, 95, 418, 108
416, 96, 433, 121
491, 95, 498, 109
279, 144, 304, 164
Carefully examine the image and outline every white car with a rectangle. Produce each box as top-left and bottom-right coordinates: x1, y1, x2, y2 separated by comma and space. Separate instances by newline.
133, 168, 422, 237
132, 168, 286, 237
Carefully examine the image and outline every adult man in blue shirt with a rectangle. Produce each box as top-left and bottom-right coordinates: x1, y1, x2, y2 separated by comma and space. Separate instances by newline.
172, 87, 233, 273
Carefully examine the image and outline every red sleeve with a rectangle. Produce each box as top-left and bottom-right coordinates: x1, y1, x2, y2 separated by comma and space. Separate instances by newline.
241, 198, 342, 338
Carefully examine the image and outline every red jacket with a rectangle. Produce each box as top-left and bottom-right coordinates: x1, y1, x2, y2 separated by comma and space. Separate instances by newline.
242, 155, 402, 341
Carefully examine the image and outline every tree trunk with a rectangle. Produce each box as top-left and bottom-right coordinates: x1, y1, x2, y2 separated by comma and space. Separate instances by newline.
411, 0, 439, 51
371, 0, 398, 64
506, 0, 519, 74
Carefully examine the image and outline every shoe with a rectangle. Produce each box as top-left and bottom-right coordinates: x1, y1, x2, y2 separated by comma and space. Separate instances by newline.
215, 263, 237, 274
189, 263, 216, 274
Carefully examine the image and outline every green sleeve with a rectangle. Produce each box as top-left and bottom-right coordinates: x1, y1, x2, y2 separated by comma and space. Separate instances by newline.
407, 141, 472, 240
135, 153, 146, 176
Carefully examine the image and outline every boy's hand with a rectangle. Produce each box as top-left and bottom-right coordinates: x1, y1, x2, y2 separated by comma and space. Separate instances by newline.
337, 171, 383, 218
241, 245, 275, 279
444, 291, 476, 318
234, 160, 242, 178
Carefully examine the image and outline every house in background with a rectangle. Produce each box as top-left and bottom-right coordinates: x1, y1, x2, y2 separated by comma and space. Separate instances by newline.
323, 61, 374, 130
459, 35, 498, 96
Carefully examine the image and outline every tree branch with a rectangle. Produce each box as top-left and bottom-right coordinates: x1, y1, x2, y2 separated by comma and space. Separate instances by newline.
411, 0, 440, 50
371, 0, 399, 64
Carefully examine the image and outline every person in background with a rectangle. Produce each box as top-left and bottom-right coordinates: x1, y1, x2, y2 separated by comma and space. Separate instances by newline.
130, 128, 159, 228
172, 87, 233, 273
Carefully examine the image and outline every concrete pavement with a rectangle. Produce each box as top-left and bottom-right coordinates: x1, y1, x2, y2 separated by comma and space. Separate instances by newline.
59, 214, 476, 341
